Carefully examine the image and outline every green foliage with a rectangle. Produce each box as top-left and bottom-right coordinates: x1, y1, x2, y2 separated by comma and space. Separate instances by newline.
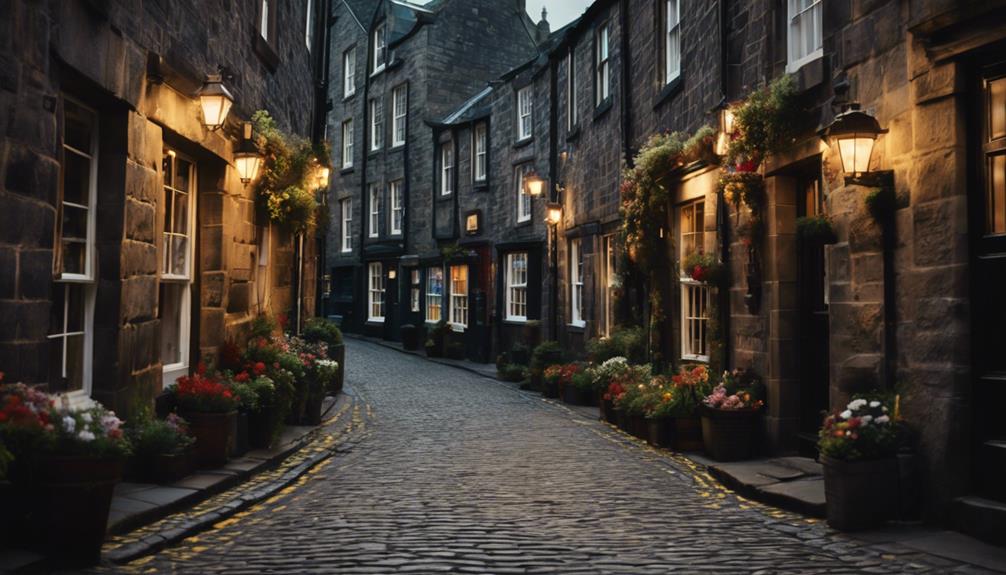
586, 326, 647, 365
530, 341, 563, 373
796, 215, 838, 244
726, 75, 800, 167
682, 252, 725, 285
251, 110, 326, 233
303, 317, 343, 346
128, 413, 195, 458
499, 364, 528, 383
250, 314, 277, 339
866, 186, 896, 221
818, 395, 906, 461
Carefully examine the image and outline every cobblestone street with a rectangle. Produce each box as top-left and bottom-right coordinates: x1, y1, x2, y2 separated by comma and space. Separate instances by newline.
102, 341, 996, 574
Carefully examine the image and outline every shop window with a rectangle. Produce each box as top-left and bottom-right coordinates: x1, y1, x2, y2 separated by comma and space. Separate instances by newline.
368, 262, 385, 322
426, 267, 444, 323
450, 265, 468, 329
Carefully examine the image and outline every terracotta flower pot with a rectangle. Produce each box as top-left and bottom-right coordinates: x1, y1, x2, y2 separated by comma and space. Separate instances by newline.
30, 455, 123, 566
822, 455, 899, 531
182, 410, 236, 468
701, 406, 760, 461
673, 416, 704, 452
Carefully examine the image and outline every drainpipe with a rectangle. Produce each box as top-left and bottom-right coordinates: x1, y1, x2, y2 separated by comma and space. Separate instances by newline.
549, 49, 560, 342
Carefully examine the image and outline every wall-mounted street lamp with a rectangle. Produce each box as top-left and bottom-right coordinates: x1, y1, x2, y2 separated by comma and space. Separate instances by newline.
315, 166, 331, 190
822, 103, 891, 186
234, 122, 263, 185
524, 171, 546, 197
546, 202, 563, 226
197, 74, 234, 131
822, 102, 897, 391
715, 105, 737, 157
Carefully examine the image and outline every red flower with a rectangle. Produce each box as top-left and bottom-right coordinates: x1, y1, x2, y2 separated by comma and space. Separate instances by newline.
691, 265, 705, 282
254, 362, 267, 375
234, 371, 251, 383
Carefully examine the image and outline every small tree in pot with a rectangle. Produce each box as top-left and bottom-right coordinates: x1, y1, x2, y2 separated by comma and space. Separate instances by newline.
819, 396, 907, 531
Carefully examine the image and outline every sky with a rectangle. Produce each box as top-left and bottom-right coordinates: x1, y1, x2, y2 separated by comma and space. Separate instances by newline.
526, 0, 593, 28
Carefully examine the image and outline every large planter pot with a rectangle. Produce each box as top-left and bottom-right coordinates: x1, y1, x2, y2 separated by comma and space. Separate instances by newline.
248, 406, 276, 450
673, 416, 704, 452
329, 343, 346, 394
127, 449, 195, 484
629, 413, 649, 440
646, 417, 674, 448
182, 410, 236, 468
400, 325, 420, 351
602, 398, 618, 425
542, 380, 559, 399
425, 342, 443, 358
301, 393, 324, 426
615, 408, 629, 432
822, 455, 898, 531
30, 455, 123, 566
230, 411, 250, 458
562, 386, 595, 406
700, 407, 760, 461
0, 479, 13, 542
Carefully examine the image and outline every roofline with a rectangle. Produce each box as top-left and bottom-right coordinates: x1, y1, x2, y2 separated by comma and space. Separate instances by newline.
341, 0, 367, 31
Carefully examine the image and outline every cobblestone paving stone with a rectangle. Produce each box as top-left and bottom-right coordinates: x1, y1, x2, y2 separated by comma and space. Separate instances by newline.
94, 340, 997, 574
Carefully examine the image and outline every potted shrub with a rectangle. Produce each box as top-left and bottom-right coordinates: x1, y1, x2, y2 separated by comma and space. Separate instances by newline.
400, 324, 420, 351
242, 371, 281, 449
508, 342, 531, 366
171, 368, 239, 468
700, 369, 766, 461
542, 365, 563, 399
127, 413, 195, 483
427, 320, 449, 357
819, 396, 905, 531
530, 341, 563, 391
17, 391, 132, 566
567, 369, 596, 406
668, 365, 714, 451
303, 359, 338, 425
796, 214, 838, 245
589, 357, 631, 421
302, 317, 345, 394
498, 363, 527, 383
612, 364, 654, 440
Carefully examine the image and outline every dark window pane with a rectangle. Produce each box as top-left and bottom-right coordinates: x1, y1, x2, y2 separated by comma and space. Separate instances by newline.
62, 241, 85, 275
63, 151, 91, 206
62, 205, 88, 240
63, 100, 94, 153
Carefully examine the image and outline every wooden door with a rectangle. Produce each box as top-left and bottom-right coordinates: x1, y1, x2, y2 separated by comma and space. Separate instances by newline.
973, 59, 1006, 499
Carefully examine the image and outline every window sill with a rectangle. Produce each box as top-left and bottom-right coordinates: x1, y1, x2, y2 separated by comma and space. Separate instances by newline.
343, 92, 357, 102
367, 149, 382, 158
653, 77, 683, 109
786, 50, 823, 77
438, 192, 453, 201
503, 319, 528, 325
370, 66, 386, 78
515, 218, 532, 228
593, 98, 613, 121
681, 355, 710, 364
513, 137, 534, 149
566, 125, 581, 142
340, 166, 354, 175
366, 319, 386, 325
450, 324, 466, 333
390, 143, 406, 151
253, 34, 280, 72
473, 181, 489, 191
567, 322, 586, 332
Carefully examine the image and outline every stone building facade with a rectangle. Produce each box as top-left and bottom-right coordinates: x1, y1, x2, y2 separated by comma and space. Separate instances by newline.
325, 0, 546, 359
0, 0, 324, 414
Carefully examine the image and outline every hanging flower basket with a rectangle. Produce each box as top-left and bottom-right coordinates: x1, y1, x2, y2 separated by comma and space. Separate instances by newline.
796, 215, 838, 245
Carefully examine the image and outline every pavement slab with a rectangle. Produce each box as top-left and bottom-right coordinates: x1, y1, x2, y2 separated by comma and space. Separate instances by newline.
82, 340, 1003, 574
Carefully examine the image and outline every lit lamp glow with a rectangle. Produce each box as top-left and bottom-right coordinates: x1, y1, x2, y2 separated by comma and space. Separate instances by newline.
234, 122, 263, 185
316, 166, 331, 190
524, 172, 545, 197
822, 103, 886, 176
716, 106, 736, 157
197, 74, 234, 131
546, 202, 562, 226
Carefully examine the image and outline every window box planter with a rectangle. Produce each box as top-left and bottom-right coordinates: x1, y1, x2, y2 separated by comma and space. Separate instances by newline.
700, 406, 761, 461
0, 479, 13, 542
822, 455, 898, 531
615, 408, 629, 433
29, 455, 123, 566
646, 416, 675, 449
672, 416, 704, 452
182, 411, 236, 468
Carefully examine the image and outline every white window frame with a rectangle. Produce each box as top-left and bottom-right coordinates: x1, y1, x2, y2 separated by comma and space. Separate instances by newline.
368, 184, 380, 238
410, 269, 421, 313
305, 0, 314, 50
161, 148, 197, 387
567, 48, 578, 132
441, 143, 454, 196
370, 98, 383, 151
570, 238, 585, 327
426, 267, 444, 323
517, 86, 533, 141
341, 119, 354, 169
373, 22, 387, 74
517, 165, 532, 223
51, 96, 99, 402
449, 265, 468, 330
787, 0, 823, 73
473, 123, 487, 182
664, 0, 681, 85
260, 0, 271, 42
389, 180, 403, 236
505, 252, 528, 322
392, 84, 408, 147
595, 22, 610, 106
340, 198, 353, 253
368, 262, 385, 322
679, 199, 709, 362
343, 47, 357, 98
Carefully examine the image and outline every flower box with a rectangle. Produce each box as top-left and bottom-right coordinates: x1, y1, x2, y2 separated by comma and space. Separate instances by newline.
629, 413, 649, 440
822, 455, 898, 531
128, 449, 195, 484
700, 406, 760, 461
673, 416, 704, 452
183, 411, 236, 468
30, 455, 123, 566
646, 417, 674, 449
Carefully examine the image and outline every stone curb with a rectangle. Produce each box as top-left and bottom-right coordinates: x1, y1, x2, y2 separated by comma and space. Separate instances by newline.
103, 395, 364, 566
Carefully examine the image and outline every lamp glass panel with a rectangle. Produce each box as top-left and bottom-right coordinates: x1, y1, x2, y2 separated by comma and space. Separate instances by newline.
236, 155, 262, 183
547, 206, 562, 224
200, 94, 233, 128
838, 136, 874, 174
526, 178, 544, 196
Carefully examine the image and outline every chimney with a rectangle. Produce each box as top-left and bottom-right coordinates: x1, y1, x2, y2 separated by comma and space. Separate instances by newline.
537, 7, 550, 43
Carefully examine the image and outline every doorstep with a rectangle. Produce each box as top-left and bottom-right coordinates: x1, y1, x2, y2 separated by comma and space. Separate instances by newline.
690, 455, 826, 518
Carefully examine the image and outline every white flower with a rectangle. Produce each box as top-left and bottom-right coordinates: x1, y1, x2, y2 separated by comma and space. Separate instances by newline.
869, 401, 881, 408
101, 415, 122, 431
80, 412, 93, 423
882, 406, 888, 413
861, 415, 873, 424
77, 430, 95, 442
848, 399, 867, 410
840, 410, 852, 420
876, 415, 890, 424
62, 416, 76, 433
